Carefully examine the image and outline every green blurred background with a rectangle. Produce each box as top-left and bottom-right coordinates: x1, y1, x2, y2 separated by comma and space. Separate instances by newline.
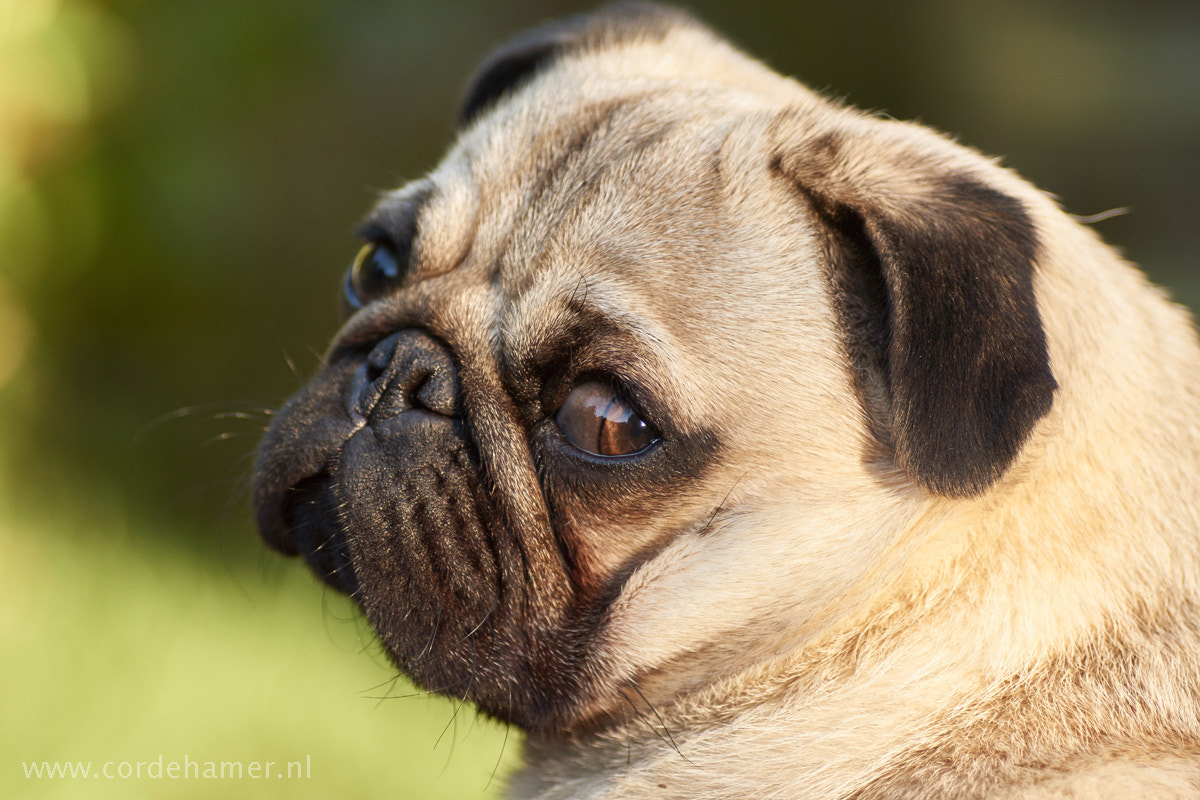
2, 0, 1197, 797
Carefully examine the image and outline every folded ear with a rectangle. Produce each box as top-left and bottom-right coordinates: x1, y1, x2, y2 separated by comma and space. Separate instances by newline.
457, 1, 697, 126
773, 115, 1057, 497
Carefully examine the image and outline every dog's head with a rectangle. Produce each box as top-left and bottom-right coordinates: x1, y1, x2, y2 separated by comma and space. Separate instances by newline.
253, 2, 1055, 735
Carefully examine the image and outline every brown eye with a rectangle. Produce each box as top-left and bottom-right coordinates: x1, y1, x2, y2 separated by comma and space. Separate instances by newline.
344, 242, 402, 310
555, 382, 657, 457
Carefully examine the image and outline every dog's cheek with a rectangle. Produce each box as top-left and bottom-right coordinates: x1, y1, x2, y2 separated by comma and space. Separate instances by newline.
531, 422, 725, 592
336, 424, 500, 641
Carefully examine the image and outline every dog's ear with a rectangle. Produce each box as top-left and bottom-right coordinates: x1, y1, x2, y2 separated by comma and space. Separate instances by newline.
773, 117, 1057, 497
458, 2, 697, 126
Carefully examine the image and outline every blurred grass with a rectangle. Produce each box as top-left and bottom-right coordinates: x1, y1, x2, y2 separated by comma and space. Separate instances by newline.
0, 497, 518, 798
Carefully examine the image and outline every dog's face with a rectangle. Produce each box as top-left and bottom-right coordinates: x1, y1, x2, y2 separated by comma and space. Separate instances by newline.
254, 3, 1055, 735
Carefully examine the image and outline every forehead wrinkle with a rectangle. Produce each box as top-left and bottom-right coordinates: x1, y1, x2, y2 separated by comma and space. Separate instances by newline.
537, 116, 738, 284
475, 97, 629, 290
500, 268, 708, 421
520, 271, 670, 354
490, 99, 690, 299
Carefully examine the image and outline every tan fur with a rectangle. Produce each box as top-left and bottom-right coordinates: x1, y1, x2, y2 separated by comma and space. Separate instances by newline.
441, 15, 1200, 799
267, 6, 1200, 798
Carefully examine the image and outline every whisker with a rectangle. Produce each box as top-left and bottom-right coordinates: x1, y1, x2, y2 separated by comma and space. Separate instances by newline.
627, 682, 690, 763
283, 351, 301, 379
485, 723, 512, 791
1072, 207, 1132, 225
361, 672, 429, 703
200, 430, 269, 449
456, 600, 498, 645
137, 401, 275, 441
211, 410, 274, 422
414, 600, 445, 662
694, 472, 747, 537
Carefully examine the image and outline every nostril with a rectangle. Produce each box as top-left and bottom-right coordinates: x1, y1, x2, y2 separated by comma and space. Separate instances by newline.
364, 336, 395, 384
346, 330, 462, 421
409, 365, 458, 417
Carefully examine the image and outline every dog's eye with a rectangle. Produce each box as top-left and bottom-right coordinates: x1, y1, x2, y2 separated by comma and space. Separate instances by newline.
555, 382, 657, 457
344, 242, 402, 309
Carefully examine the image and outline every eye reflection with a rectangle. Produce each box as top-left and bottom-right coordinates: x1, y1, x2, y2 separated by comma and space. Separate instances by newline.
555, 382, 657, 457
344, 242, 402, 309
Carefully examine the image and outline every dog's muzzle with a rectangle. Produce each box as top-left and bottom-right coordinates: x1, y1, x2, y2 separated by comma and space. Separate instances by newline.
256, 329, 466, 595
254, 327, 592, 724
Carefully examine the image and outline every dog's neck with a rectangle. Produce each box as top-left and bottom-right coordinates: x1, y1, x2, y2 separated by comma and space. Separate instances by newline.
512, 624, 980, 799
511, 446, 1200, 799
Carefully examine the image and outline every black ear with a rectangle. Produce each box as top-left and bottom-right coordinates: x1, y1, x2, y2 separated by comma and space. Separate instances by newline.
458, 2, 696, 127
775, 127, 1057, 497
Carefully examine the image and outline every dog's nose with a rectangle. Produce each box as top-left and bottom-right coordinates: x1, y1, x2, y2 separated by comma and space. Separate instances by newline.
345, 330, 462, 423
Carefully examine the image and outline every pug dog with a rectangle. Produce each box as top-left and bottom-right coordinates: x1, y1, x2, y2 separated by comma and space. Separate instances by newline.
253, 3, 1200, 797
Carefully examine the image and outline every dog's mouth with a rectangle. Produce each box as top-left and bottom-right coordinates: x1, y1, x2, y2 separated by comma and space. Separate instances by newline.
278, 471, 358, 597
